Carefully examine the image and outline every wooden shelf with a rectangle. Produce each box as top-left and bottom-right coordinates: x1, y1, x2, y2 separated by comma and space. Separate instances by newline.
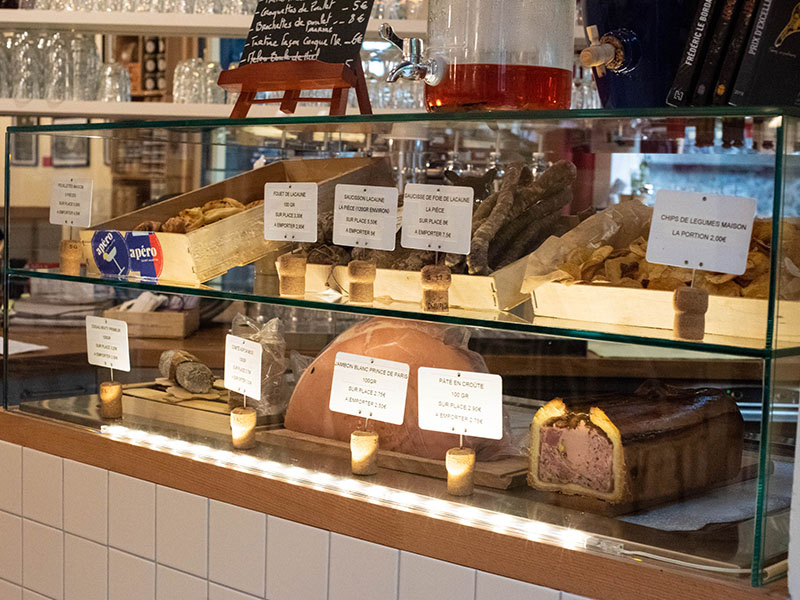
0, 98, 423, 120
0, 10, 426, 40
0, 408, 789, 600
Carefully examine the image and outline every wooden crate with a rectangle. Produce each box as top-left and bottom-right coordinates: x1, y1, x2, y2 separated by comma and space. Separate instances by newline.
532, 282, 800, 343
301, 254, 531, 312
103, 306, 200, 339
81, 157, 394, 285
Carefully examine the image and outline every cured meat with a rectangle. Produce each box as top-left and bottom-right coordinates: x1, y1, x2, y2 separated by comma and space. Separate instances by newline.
285, 318, 515, 460
528, 381, 744, 507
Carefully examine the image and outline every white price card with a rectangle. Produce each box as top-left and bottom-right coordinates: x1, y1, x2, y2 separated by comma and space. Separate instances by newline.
85, 316, 130, 372
401, 183, 474, 254
332, 184, 399, 250
50, 176, 93, 228
224, 335, 263, 401
263, 182, 318, 243
417, 367, 503, 439
329, 352, 409, 425
647, 190, 757, 275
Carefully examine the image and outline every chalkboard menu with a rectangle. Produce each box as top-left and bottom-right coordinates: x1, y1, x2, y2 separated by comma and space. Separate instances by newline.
241, 0, 376, 68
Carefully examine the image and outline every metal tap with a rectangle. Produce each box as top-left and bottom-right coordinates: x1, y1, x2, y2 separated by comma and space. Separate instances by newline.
379, 24, 445, 86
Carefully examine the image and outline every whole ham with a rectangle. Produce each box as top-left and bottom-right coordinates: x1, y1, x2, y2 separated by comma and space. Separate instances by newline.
284, 318, 516, 461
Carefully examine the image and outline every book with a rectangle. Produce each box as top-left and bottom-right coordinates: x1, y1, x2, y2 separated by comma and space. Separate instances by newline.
666, 0, 722, 106
712, 0, 760, 104
692, 0, 742, 105
729, 0, 772, 104
730, 0, 800, 106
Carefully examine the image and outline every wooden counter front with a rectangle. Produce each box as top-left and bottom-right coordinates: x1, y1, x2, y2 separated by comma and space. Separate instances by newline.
0, 409, 789, 600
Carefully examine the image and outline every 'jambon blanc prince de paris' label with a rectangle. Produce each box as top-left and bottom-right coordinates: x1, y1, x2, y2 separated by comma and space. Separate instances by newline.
329, 352, 409, 425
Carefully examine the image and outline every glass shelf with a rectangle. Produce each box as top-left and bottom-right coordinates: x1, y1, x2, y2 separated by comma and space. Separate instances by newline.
7, 105, 800, 134
11, 268, 796, 359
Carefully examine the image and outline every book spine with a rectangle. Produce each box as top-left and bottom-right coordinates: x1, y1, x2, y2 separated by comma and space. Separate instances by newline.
666, 0, 720, 106
729, 0, 773, 105
691, 0, 742, 105
712, 0, 759, 105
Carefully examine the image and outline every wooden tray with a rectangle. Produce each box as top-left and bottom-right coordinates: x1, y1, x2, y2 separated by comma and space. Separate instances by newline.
259, 428, 529, 490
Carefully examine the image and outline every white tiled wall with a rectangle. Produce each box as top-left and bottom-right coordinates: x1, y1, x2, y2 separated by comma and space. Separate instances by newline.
0, 443, 594, 600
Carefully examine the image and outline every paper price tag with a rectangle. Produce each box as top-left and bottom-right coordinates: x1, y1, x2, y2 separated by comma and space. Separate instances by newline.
85, 316, 130, 372
401, 184, 474, 254
264, 182, 318, 243
224, 335, 263, 401
50, 176, 93, 228
417, 367, 502, 439
333, 184, 399, 251
647, 190, 757, 275
329, 352, 409, 425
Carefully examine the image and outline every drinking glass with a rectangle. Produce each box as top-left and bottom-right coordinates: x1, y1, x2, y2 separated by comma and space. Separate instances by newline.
72, 35, 100, 100
193, 0, 217, 13
98, 62, 132, 102
0, 43, 10, 98
12, 32, 44, 100
45, 33, 73, 101
219, 0, 239, 14
204, 61, 225, 103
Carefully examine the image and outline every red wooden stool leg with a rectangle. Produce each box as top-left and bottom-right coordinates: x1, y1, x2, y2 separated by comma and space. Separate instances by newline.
229, 91, 255, 119
329, 87, 349, 116
280, 89, 302, 114
353, 61, 373, 115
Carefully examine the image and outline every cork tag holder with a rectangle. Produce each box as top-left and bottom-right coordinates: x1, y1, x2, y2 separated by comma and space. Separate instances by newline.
277, 252, 307, 297
673, 286, 709, 341
421, 264, 452, 312
348, 260, 377, 305
60, 240, 83, 276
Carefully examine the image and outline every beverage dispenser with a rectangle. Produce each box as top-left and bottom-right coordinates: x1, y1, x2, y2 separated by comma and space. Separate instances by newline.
380, 0, 575, 112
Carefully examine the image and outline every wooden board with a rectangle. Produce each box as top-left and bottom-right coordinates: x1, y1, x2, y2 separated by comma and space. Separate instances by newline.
260, 428, 529, 490
103, 307, 199, 339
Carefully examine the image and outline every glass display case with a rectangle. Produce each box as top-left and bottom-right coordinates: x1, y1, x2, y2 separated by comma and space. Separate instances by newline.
3, 107, 798, 589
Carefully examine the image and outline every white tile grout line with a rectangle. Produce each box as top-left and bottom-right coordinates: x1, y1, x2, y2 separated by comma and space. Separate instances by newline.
472, 569, 477, 600
326, 530, 332, 600
61, 458, 65, 600
106, 468, 110, 599
154, 484, 159, 598
396, 550, 402, 600
206, 495, 211, 600
264, 515, 274, 598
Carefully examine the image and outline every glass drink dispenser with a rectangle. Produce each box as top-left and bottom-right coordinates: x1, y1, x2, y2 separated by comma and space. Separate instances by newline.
381, 0, 575, 112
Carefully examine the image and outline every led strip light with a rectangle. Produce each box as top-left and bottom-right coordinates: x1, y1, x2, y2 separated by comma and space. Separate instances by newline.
101, 424, 754, 575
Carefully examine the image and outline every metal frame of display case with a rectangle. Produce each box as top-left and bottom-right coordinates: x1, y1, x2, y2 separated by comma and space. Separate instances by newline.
3, 106, 799, 594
